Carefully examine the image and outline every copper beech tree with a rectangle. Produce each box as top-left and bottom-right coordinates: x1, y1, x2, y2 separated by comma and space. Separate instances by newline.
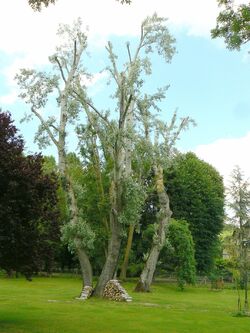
0, 111, 60, 280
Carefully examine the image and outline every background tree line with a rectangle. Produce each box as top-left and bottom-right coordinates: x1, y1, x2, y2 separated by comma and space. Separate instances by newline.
0, 108, 224, 290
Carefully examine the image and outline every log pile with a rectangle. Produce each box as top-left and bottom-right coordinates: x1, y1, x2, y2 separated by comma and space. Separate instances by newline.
103, 279, 132, 302
77, 285, 93, 300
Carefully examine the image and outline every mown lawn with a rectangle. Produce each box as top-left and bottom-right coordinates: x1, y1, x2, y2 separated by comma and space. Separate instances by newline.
0, 275, 249, 333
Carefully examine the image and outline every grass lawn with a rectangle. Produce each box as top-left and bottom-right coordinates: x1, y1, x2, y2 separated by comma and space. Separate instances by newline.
0, 275, 249, 333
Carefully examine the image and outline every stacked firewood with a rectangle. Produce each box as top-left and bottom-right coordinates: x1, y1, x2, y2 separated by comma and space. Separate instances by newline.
103, 279, 132, 302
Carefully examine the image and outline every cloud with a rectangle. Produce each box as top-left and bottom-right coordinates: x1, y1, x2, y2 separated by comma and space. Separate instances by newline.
0, 91, 18, 105
194, 132, 250, 186
0, 0, 221, 103
80, 71, 108, 88
0, 0, 220, 55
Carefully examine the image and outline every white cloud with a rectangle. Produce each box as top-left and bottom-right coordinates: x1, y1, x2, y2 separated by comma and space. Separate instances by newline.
0, 0, 220, 56
80, 71, 108, 87
0, 0, 220, 104
0, 91, 18, 105
194, 133, 250, 186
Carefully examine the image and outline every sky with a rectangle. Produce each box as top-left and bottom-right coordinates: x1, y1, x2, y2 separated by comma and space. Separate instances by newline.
0, 0, 250, 186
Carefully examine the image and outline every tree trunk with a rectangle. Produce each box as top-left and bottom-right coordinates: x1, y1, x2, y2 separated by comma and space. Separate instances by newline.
134, 247, 160, 292
94, 210, 122, 296
67, 177, 93, 295
77, 248, 94, 299
135, 165, 172, 292
94, 173, 123, 296
120, 224, 135, 280
119, 100, 135, 281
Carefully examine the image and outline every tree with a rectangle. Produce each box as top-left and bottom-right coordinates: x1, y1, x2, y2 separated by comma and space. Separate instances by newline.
211, 0, 250, 50
167, 219, 196, 290
166, 152, 225, 274
78, 14, 177, 296
227, 166, 250, 314
134, 113, 193, 292
16, 19, 94, 297
0, 111, 60, 279
28, 0, 131, 11
16, 14, 181, 298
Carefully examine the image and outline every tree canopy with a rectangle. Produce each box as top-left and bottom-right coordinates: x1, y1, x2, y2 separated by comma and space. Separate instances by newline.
167, 219, 196, 290
165, 152, 225, 274
211, 0, 250, 50
0, 111, 60, 279
15, 14, 190, 296
28, 0, 131, 11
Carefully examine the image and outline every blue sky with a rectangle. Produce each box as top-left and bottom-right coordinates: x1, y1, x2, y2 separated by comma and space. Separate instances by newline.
0, 0, 250, 183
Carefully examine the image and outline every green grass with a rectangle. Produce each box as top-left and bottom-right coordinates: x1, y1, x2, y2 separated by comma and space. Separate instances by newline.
0, 276, 249, 333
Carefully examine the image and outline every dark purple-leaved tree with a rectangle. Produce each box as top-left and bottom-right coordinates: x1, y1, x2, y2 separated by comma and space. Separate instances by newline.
0, 110, 60, 280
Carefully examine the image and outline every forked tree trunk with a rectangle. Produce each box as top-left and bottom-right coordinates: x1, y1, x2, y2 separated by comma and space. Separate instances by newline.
94, 136, 125, 296
135, 165, 172, 292
120, 224, 135, 280
94, 212, 122, 296
94, 175, 123, 296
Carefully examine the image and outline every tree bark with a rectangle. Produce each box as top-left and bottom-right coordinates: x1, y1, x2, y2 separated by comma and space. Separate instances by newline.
57, 48, 93, 295
67, 175, 93, 294
94, 211, 122, 296
135, 165, 172, 292
77, 248, 93, 285
94, 123, 127, 294
120, 224, 135, 280
57, 123, 93, 293
119, 99, 135, 281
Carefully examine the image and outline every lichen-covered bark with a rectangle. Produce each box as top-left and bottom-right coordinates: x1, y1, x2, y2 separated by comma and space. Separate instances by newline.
135, 165, 172, 292
94, 177, 122, 296
120, 224, 135, 280
67, 176, 93, 293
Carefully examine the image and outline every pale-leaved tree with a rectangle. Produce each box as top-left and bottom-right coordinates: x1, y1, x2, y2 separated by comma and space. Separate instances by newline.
16, 19, 94, 298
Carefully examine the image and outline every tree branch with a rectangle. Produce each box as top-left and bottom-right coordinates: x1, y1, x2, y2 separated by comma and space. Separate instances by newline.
72, 88, 111, 127
85, 100, 111, 127
73, 40, 77, 67
50, 123, 59, 132
120, 94, 133, 128
55, 56, 67, 84
31, 106, 59, 147
106, 41, 120, 85
126, 42, 132, 64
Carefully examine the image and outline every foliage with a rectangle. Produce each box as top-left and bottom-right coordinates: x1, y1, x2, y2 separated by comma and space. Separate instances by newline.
28, 0, 132, 11
28, 0, 56, 10
165, 152, 225, 274
209, 258, 232, 289
165, 219, 196, 289
119, 178, 147, 227
211, 0, 250, 50
0, 111, 60, 279
15, 19, 87, 151
227, 166, 250, 227
227, 166, 250, 313
15, 13, 180, 294
61, 218, 95, 253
